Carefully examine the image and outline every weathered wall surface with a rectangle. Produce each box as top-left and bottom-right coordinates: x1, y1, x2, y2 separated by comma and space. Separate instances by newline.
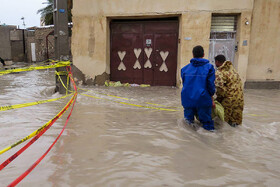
0, 27, 26, 62
25, 31, 36, 63
34, 27, 55, 62
10, 29, 25, 62
179, 12, 212, 85
235, 11, 253, 82
72, 16, 107, 82
25, 27, 71, 63
0, 25, 17, 60
247, 0, 280, 81
73, 0, 253, 16
72, 0, 254, 85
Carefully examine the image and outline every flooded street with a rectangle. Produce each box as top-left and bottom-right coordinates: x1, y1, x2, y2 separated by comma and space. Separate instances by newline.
1, 69, 280, 186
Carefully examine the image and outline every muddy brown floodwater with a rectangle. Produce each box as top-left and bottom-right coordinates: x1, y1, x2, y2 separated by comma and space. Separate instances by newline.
1, 69, 280, 186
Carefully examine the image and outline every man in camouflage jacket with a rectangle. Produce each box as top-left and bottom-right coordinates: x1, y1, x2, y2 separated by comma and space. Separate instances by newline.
214, 55, 244, 127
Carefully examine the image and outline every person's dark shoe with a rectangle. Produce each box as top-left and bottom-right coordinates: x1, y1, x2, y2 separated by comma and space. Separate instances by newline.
229, 123, 239, 127
184, 118, 194, 124
184, 118, 199, 130
203, 124, 215, 131
189, 123, 200, 131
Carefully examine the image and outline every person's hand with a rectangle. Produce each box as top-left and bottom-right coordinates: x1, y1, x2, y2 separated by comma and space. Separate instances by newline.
212, 100, 216, 108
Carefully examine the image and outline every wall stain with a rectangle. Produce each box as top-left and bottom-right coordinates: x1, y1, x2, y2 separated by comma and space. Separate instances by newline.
99, 18, 104, 32
88, 22, 95, 58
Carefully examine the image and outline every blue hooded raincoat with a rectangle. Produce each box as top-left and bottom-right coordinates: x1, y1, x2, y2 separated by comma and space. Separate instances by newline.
181, 58, 216, 108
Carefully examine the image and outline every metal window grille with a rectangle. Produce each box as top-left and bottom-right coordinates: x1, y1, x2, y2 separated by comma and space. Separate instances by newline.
210, 16, 237, 39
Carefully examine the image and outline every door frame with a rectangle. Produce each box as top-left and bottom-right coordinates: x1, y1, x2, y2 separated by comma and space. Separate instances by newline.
109, 16, 180, 86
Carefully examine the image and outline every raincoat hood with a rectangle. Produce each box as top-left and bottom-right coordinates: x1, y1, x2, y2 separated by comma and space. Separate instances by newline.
190, 58, 210, 67
218, 60, 233, 71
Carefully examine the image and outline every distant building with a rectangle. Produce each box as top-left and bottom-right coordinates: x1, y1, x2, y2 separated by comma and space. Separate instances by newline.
0, 25, 26, 62
71, 0, 279, 88
26, 26, 56, 62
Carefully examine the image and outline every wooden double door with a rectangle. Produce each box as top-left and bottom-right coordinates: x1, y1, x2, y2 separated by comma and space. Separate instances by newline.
110, 20, 179, 86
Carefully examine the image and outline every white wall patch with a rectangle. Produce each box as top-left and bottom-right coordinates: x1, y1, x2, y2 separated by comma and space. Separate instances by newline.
144, 48, 152, 68
159, 51, 169, 72
118, 51, 126, 71
133, 48, 142, 69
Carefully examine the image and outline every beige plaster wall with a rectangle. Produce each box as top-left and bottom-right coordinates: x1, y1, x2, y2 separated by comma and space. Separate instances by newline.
178, 12, 211, 86
71, 16, 107, 80
73, 0, 253, 16
235, 11, 253, 83
247, 0, 280, 81
72, 0, 254, 84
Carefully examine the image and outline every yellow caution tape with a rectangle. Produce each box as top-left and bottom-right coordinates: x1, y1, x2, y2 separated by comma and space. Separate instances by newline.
246, 113, 268, 117
0, 94, 72, 112
66, 73, 70, 95
79, 88, 133, 100
77, 88, 88, 92
82, 92, 266, 117
0, 61, 71, 76
80, 93, 102, 99
56, 71, 69, 76
79, 87, 181, 108
100, 93, 130, 100
55, 71, 73, 94
144, 102, 182, 109
83, 91, 269, 116
28, 59, 58, 67
0, 93, 76, 155
80, 93, 179, 112
144, 102, 170, 107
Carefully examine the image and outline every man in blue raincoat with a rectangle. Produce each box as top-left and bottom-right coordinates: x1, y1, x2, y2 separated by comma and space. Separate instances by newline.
181, 45, 216, 131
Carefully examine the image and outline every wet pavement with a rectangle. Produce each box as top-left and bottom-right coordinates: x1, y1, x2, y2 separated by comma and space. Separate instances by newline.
1, 69, 280, 186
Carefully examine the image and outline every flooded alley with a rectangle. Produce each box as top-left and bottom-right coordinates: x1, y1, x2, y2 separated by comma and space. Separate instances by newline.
1, 69, 280, 186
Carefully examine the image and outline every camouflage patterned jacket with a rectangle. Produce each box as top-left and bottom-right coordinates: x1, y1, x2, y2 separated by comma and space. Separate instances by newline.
215, 61, 244, 124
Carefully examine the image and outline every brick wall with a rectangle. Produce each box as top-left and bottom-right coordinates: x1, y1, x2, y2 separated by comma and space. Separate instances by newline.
35, 27, 55, 62
25, 26, 71, 62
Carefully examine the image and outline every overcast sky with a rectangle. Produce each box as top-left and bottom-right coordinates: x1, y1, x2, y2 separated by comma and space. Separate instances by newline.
0, 0, 46, 28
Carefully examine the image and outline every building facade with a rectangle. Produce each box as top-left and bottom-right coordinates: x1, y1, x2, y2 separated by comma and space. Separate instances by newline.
0, 25, 26, 62
0, 25, 55, 63
71, 0, 280, 88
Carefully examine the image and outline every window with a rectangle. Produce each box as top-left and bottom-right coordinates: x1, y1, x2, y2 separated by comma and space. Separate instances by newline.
210, 15, 237, 39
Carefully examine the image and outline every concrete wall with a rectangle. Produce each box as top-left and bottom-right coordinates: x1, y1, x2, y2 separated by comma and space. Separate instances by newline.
72, 0, 254, 85
10, 29, 25, 62
247, 0, 280, 82
0, 26, 26, 62
0, 25, 17, 60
